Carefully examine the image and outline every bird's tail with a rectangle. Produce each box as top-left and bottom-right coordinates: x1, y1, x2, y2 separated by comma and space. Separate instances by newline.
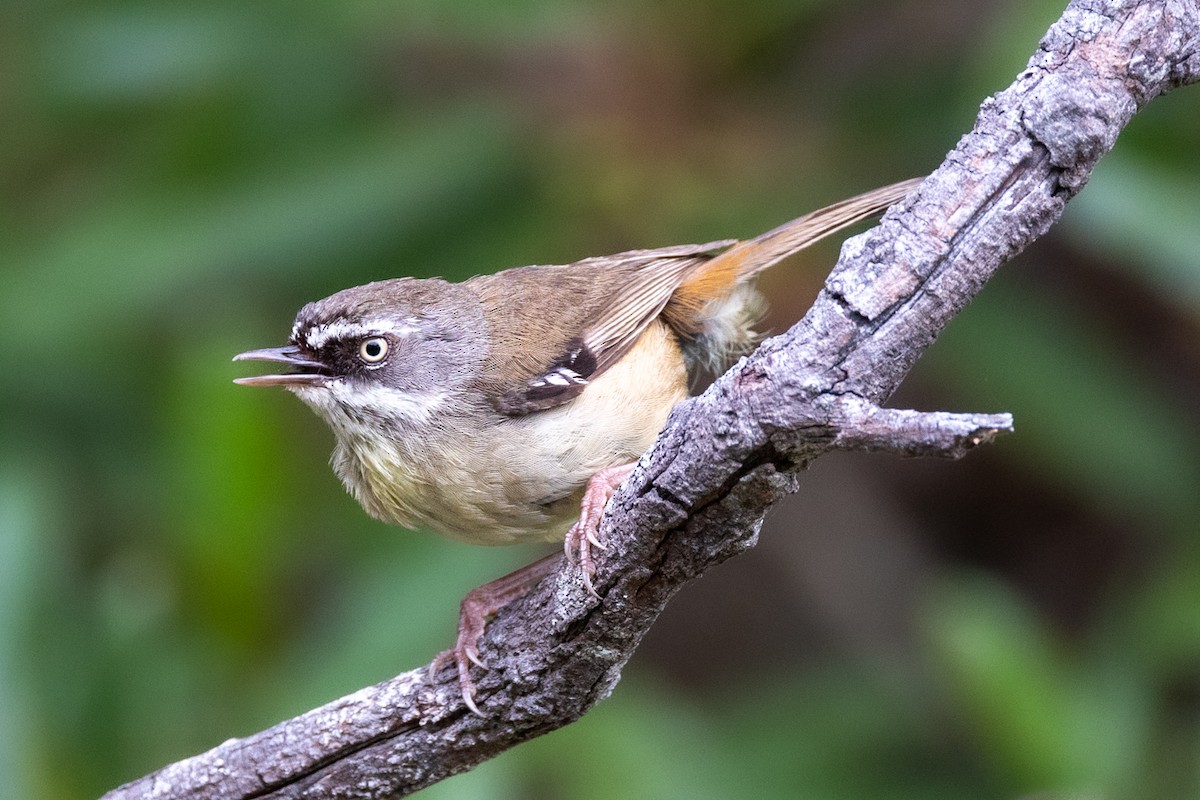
665, 177, 921, 331
664, 176, 922, 370
724, 176, 922, 278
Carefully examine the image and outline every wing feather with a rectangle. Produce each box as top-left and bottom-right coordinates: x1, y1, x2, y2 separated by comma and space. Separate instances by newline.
475, 176, 921, 416
477, 242, 732, 416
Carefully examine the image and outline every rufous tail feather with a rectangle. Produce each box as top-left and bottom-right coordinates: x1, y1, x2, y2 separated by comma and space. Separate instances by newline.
664, 177, 922, 336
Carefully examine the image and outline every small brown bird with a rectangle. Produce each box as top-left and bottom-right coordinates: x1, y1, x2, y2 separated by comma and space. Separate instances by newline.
234, 178, 919, 713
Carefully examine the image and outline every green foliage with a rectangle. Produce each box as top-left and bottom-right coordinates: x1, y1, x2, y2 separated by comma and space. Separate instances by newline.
2, 1, 1197, 797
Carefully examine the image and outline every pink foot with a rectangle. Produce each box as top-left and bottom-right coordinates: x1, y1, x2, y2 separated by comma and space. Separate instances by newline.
429, 554, 560, 716
564, 462, 637, 597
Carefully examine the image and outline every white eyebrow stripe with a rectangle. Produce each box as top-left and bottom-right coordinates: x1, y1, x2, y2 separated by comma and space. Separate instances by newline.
300, 318, 419, 349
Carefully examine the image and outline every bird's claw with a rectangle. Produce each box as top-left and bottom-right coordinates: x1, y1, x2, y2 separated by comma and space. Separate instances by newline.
427, 553, 562, 717
427, 465, 636, 713
563, 462, 636, 596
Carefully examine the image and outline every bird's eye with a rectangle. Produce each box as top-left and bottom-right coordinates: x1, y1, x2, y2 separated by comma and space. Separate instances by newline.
358, 336, 389, 364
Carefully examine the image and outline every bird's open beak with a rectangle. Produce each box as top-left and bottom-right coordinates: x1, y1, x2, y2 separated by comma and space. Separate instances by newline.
232, 346, 330, 387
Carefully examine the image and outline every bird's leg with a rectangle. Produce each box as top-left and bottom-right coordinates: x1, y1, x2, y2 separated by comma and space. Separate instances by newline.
432, 464, 635, 714
431, 552, 561, 716
564, 462, 637, 597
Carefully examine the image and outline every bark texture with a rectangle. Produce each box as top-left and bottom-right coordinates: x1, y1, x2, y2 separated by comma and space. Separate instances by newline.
103, 1, 1200, 797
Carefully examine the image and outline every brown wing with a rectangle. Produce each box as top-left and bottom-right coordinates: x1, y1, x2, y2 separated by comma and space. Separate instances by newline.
469, 241, 734, 416
472, 177, 922, 417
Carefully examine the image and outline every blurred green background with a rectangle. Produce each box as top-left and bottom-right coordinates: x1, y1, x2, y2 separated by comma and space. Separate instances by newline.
2, 0, 1198, 797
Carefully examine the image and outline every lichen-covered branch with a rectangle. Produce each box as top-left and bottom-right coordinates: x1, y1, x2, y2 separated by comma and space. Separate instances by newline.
103, 1, 1200, 797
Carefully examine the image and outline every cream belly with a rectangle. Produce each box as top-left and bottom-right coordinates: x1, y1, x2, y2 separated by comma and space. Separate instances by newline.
315, 320, 688, 545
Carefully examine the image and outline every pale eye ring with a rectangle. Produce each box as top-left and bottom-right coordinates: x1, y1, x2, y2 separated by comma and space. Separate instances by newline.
358, 336, 389, 364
